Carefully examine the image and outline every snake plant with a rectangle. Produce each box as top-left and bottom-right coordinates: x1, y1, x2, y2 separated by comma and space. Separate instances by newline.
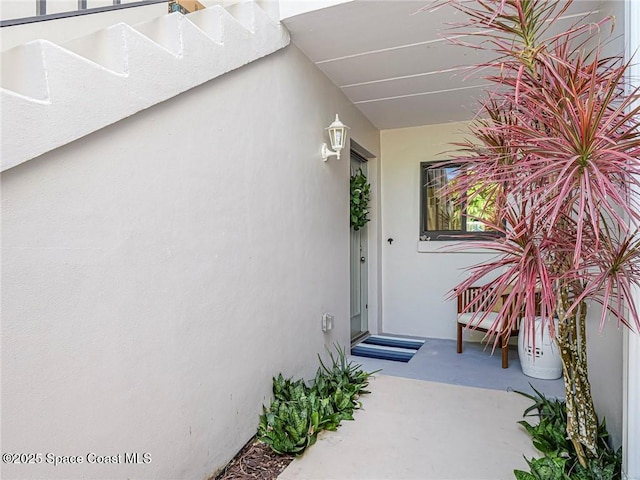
514, 387, 621, 480
257, 344, 376, 455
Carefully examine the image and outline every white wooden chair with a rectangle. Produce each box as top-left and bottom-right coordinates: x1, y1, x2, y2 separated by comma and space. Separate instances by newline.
456, 286, 520, 368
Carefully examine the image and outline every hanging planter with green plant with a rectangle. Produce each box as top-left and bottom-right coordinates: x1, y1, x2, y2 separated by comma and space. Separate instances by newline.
350, 169, 371, 231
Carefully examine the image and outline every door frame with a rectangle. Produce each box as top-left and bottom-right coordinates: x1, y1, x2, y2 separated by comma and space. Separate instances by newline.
350, 151, 369, 344
348, 140, 380, 343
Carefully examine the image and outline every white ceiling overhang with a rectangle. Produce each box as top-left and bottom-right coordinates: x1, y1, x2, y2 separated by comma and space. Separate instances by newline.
281, 0, 619, 130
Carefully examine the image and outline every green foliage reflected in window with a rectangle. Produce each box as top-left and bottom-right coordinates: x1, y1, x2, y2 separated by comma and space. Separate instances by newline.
466, 182, 499, 232
420, 163, 499, 240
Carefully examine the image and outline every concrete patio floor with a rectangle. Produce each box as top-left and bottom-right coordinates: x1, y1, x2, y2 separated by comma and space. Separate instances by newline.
350, 337, 565, 398
278, 374, 540, 480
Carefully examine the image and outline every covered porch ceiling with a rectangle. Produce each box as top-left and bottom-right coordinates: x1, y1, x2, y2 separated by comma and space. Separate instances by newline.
282, 0, 614, 130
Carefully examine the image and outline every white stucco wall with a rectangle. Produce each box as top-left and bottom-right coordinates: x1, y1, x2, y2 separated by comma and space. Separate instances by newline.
587, 317, 624, 449
1, 44, 379, 480
1, 1, 169, 51
380, 123, 497, 340
584, 0, 626, 451
624, 0, 640, 474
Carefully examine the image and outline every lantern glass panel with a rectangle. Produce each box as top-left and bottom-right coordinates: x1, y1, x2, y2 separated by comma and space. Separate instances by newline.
330, 128, 344, 150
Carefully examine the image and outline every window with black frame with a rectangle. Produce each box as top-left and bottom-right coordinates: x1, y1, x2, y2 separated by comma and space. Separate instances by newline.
420, 162, 499, 240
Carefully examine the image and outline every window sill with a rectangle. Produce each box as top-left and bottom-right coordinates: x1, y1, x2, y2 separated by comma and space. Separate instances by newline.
417, 240, 497, 254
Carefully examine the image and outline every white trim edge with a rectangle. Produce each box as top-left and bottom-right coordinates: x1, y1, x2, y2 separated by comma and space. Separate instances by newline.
623, 327, 640, 479
623, 0, 640, 478
417, 240, 496, 254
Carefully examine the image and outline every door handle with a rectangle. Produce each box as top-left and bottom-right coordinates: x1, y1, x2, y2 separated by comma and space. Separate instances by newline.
360, 256, 366, 263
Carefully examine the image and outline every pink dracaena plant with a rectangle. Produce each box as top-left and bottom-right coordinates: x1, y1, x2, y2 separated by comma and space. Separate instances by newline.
433, 0, 640, 466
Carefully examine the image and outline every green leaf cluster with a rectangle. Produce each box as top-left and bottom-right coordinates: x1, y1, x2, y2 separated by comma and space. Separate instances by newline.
350, 169, 371, 231
257, 344, 377, 456
514, 387, 622, 480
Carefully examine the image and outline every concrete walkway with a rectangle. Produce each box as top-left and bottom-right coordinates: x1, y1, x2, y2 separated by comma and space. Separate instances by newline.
279, 375, 539, 480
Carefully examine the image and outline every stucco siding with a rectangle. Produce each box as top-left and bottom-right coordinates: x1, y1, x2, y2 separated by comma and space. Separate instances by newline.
1, 44, 379, 480
380, 123, 496, 341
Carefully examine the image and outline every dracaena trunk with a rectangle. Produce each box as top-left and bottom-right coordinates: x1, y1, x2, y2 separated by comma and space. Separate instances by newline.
556, 286, 598, 467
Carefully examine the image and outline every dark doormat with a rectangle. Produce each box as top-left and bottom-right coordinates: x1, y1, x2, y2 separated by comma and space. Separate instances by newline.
352, 335, 424, 363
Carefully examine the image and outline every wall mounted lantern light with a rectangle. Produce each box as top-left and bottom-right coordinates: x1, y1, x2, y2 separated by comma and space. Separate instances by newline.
321, 114, 349, 162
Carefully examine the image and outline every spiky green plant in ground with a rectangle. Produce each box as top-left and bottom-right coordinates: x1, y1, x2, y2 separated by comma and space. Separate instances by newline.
257, 386, 340, 455
436, 0, 640, 467
257, 344, 376, 455
514, 387, 621, 480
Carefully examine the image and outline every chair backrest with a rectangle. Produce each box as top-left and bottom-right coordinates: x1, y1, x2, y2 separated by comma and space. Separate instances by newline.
457, 286, 521, 333
457, 286, 496, 314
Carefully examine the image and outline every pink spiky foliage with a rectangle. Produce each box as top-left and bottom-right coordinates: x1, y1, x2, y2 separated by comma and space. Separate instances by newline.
438, 0, 640, 464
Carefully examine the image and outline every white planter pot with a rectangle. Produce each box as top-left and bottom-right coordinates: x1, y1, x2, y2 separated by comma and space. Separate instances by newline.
518, 317, 563, 380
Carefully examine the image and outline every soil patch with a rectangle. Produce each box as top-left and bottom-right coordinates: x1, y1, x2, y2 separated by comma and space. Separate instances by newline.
214, 438, 294, 480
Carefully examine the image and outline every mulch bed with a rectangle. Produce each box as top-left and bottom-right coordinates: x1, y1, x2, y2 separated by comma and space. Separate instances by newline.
213, 438, 294, 480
